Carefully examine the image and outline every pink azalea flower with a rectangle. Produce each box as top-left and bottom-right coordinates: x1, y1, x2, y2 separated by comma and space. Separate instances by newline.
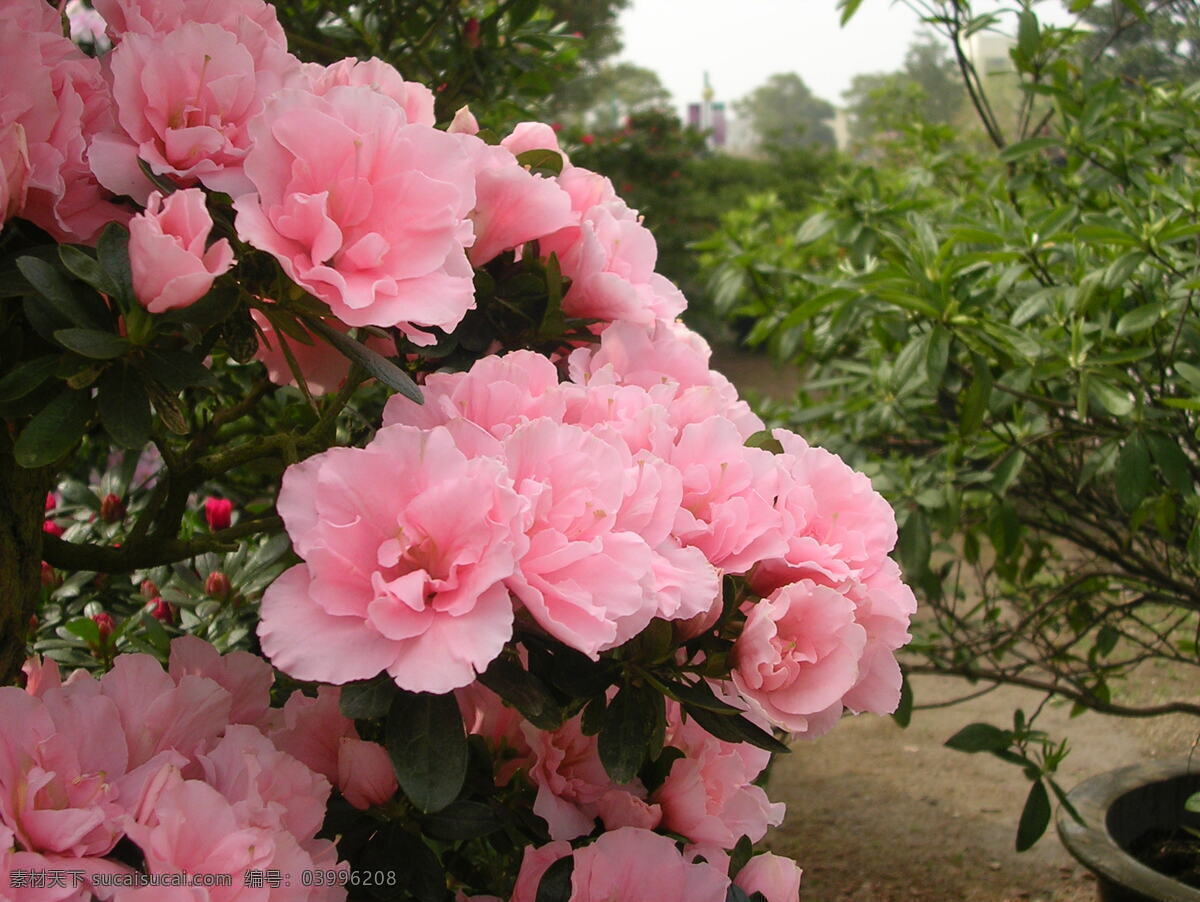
0, 121, 28, 223
457, 136, 574, 266
258, 425, 529, 693
734, 852, 803, 902
669, 416, 787, 574
509, 840, 572, 902
129, 189, 234, 313
522, 713, 661, 840
653, 700, 784, 848
0, 12, 127, 243
92, 0, 286, 45
233, 86, 477, 342
751, 428, 900, 596
569, 827, 730, 902
268, 687, 396, 810
167, 635, 274, 726
92, 20, 299, 201
304, 57, 435, 126
500, 122, 568, 160
456, 681, 533, 785
732, 579, 869, 737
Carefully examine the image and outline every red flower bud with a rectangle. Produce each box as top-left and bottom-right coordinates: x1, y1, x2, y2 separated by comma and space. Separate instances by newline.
40, 561, 58, 588
45, 491, 56, 511
205, 570, 232, 600
204, 497, 233, 532
43, 520, 64, 538
580, 134, 595, 146
147, 597, 174, 623
139, 578, 160, 599
100, 493, 126, 523
92, 612, 115, 642
464, 16, 481, 48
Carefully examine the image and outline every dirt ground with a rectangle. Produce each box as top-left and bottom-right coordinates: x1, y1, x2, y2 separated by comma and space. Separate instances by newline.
707, 345, 1199, 901
762, 671, 1197, 902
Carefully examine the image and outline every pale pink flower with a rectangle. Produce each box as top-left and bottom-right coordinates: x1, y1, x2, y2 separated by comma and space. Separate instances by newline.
382, 349, 569, 438
500, 122, 568, 160
305, 57, 435, 126
732, 579, 868, 736
92, 20, 299, 201
92, 0, 286, 44
735, 852, 803, 902
839, 558, 916, 716
65, 1, 110, 49
653, 700, 784, 848
167, 635, 274, 726
509, 840, 572, 902
670, 416, 787, 574
129, 189, 234, 313
569, 827, 730, 902
447, 106, 480, 135
250, 309, 396, 395
267, 687, 353, 783
0, 15, 127, 243
522, 714, 661, 840
258, 425, 528, 693
751, 428, 900, 596
234, 86, 477, 342
0, 121, 28, 222
199, 725, 330, 841
0, 688, 126, 857
501, 418, 659, 656
337, 738, 396, 810
458, 136, 574, 266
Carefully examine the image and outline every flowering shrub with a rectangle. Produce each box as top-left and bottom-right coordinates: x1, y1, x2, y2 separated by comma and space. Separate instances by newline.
0, 0, 916, 899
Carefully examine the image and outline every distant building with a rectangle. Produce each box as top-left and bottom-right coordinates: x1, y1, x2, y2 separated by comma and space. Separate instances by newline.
965, 32, 1016, 76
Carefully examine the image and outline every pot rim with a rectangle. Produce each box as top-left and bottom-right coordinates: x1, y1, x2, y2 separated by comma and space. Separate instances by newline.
1056, 756, 1200, 902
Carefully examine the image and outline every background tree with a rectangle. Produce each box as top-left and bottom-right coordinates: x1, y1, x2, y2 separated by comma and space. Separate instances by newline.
549, 61, 671, 130
1077, 0, 1200, 80
734, 72, 837, 152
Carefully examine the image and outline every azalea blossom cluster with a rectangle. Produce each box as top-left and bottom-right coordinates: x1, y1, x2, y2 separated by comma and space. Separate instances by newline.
3, 0, 918, 898
3, 637, 396, 902
261, 319, 916, 737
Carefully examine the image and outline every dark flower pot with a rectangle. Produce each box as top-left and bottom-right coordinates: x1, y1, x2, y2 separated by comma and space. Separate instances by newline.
1058, 758, 1200, 902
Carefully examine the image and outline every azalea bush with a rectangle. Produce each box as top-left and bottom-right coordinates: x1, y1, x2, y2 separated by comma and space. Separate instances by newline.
0, 0, 917, 899
700, 0, 1200, 849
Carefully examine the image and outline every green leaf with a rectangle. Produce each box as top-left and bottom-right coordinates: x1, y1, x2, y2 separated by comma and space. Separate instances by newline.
386, 690, 467, 813
999, 136, 1057, 162
54, 328, 130, 360
14, 386, 92, 468
97, 365, 151, 449
96, 223, 132, 304
795, 211, 834, 245
897, 508, 932, 581
59, 245, 118, 298
538, 252, 566, 339
838, 0, 866, 24
421, 800, 502, 840
535, 856, 575, 902
682, 703, 791, 754
959, 355, 992, 436
1146, 433, 1193, 496
662, 677, 742, 715
140, 348, 215, 391
63, 617, 101, 645
580, 695, 607, 736
0, 355, 58, 403
599, 683, 656, 783
516, 148, 564, 176
477, 656, 563, 730
16, 256, 105, 329
305, 316, 421, 403
339, 675, 395, 720
1115, 303, 1161, 336
945, 722, 1011, 753
891, 671, 914, 728
1185, 791, 1200, 814
926, 326, 951, 385
1089, 377, 1133, 417
1115, 436, 1152, 513
1016, 8, 1039, 61
1015, 780, 1052, 851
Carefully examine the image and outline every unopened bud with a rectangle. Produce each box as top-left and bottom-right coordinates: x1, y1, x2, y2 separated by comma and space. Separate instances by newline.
139, 578, 160, 599
147, 597, 174, 623
40, 561, 58, 588
464, 16, 480, 48
204, 496, 233, 532
45, 491, 56, 511
100, 493, 126, 523
205, 570, 232, 600
91, 612, 114, 643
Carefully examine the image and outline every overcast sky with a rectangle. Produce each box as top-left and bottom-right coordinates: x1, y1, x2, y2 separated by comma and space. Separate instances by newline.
616, 1, 1075, 112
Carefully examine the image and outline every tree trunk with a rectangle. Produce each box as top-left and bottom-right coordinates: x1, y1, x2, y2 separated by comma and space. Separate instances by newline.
0, 439, 52, 686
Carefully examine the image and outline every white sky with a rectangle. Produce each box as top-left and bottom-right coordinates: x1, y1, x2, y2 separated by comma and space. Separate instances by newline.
616, 0, 1077, 112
